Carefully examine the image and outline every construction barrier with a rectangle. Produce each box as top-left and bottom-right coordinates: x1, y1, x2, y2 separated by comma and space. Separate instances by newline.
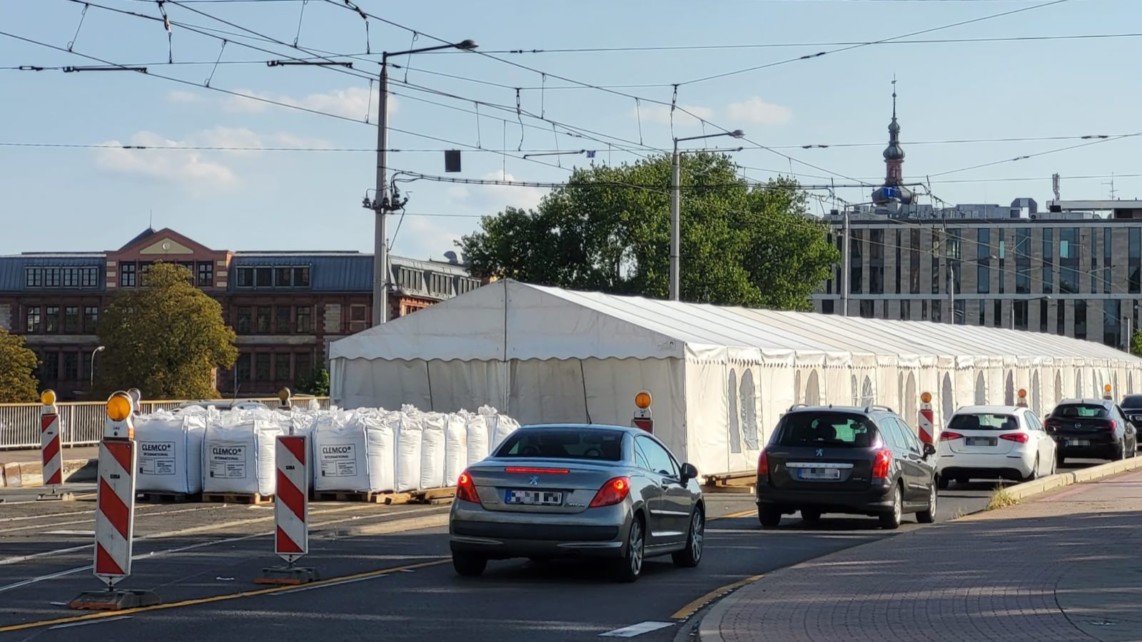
256, 433, 318, 585
918, 391, 935, 445
40, 391, 62, 487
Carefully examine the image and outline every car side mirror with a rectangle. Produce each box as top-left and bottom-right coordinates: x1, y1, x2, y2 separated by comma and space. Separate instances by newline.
923, 443, 936, 458
680, 462, 698, 484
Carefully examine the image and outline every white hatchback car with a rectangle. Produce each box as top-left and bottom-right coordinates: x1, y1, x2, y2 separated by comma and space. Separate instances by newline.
937, 405, 1057, 489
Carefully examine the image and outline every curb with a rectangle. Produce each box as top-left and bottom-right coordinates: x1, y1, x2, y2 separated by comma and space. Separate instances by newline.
691, 454, 1142, 642
0, 457, 97, 489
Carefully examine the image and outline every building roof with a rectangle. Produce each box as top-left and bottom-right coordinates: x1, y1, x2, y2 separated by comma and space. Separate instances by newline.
330, 279, 1142, 366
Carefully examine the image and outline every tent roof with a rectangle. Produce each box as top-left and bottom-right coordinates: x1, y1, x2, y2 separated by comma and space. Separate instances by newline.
330, 279, 1142, 365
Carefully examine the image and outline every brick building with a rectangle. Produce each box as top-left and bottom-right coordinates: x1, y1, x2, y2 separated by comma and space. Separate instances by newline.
0, 228, 481, 399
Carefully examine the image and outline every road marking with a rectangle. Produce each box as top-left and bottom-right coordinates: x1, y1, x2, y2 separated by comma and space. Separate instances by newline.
46, 530, 94, 536
670, 574, 765, 621
715, 509, 755, 520
599, 621, 674, 637
49, 615, 133, 630
0, 558, 450, 634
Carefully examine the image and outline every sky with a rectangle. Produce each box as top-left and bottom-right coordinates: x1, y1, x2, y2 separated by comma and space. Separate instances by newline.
1, 0, 1140, 261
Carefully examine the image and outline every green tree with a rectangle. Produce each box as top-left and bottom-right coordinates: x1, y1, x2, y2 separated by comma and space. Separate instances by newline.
97, 262, 238, 399
0, 328, 39, 402
1131, 329, 1142, 357
297, 367, 330, 396
459, 152, 838, 310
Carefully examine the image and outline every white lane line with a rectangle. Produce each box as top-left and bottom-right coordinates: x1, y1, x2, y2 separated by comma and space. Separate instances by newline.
49, 615, 133, 630
599, 621, 675, 638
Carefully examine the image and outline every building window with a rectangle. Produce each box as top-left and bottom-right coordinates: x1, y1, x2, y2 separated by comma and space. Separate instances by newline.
869, 229, 884, 295
236, 267, 255, 288
1056, 298, 1065, 335
993, 299, 1002, 329
296, 306, 312, 333
1040, 298, 1049, 333
949, 228, 962, 295
1074, 300, 1087, 340
1014, 300, 1028, 331
62, 352, 78, 381
1131, 228, 1141, 294
1015, 228, 1031, 294
275, 267, 292, 288
26, 306, 41, 333
256, 306, 272, 334
859, 300, 874, 318
997, 238, 1005, 295
275, 307, 291, 334
954, 299, 965, 325
295, 352, 313, 384
44, 268, 60, 287
255, 268, 273, 287
849, 230, 863, 295
235, 353, 251, 382
909, 229, 921, 294
901, 299, 911, 320
121, 263, 137, 287
25, 268, 43, 287
234, 265, 309, 288
236, 307, 252, 335
930, 299, 942, 323
1059, 227, 1079, 294
197, 262, 214, 287
1090, 229, 1099, 293
255, 353, 271, 382
1043, 228, 1054, 294
458, 277, 480, 294
349, 304, 368, 332
821, 299, 834, 314
977, 228, 991, 294
1104, 229, 1113, 294
41, 351, 59, 381
274, 353, 291, 381
894, 230, 902, 294
44, 306, 59, 333
64, 306, 80, 333
930, 229, 942, 295
293, 267, 311, 287
978, 301, 986, 326
1105, 299, 1121, 348
84, 306, 99, 333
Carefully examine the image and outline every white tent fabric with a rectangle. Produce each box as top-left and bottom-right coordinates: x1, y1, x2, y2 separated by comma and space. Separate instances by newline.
330, 280, 1142, 476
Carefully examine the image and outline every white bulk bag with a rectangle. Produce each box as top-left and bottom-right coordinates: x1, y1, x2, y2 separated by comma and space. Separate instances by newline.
396, 405, 424, 492
313, 409, 396, 493
443, 411, 469, 485
465, 410, 490, 465
481, 405, 519, 451
202, 417, 281, 496
419, 412, 447, 490
135, 411, 205, 495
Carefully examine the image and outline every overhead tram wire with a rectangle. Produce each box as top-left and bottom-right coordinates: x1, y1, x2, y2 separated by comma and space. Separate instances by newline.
927, 132, 1142, 178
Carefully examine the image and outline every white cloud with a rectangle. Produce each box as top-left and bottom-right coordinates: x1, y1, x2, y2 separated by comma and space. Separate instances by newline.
166, 90, 206, 104
195, 127, 331, 154
725, 96, 793, 126
225, 86, 393, 121
392, 215, 466, 262
633, 103, 715, 128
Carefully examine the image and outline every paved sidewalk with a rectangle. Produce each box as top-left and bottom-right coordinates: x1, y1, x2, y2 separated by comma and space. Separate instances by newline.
699, 470, 1142, 642
0, 446, 99, 488
0, 445, 97, 465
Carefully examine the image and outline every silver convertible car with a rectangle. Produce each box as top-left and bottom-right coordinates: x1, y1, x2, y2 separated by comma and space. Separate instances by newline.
448, 424, 705, 582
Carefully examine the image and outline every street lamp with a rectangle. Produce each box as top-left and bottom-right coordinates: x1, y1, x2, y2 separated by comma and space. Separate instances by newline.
369, 38, 477, 327
90, 345, 105, 390
670, 129, 745, 301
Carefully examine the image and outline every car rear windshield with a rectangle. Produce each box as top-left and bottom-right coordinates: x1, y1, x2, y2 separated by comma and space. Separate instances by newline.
775, 412, 876, 448
494, 428, 624, 461
1122, 395, 1142, 410
948, 413, 1018, 431
1052, 404, 1109, 418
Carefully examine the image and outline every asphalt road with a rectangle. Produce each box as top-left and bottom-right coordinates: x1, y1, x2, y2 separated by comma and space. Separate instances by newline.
0, 469, 1017, 642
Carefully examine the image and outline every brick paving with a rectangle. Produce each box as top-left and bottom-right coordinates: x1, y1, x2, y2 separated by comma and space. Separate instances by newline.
701, 470, 1142, 642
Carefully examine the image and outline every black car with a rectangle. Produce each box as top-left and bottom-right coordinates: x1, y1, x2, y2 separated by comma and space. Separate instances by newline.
1120, 395, 1142, 432
755, 405, 938, 530
1044, 399, 1138, 464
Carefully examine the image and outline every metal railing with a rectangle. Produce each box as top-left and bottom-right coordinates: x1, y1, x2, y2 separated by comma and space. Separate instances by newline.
0, 398, 331, 450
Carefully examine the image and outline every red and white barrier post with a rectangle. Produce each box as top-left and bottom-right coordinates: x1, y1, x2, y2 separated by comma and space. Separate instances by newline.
70, 391, 160, 611
1016, 388, 1029, 408
1103, 383, 1113, 401
256, 433, 318, 585
37, 390, 73, 501
918, 391, 936, 446
632, 391, 654, 433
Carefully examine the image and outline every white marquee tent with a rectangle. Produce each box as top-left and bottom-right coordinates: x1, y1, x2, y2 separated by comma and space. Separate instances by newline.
330, 280, 1142, 475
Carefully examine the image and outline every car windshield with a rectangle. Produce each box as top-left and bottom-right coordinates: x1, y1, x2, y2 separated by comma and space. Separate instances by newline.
1052, 404, 1109, 418
775, 412, 875, 448
948, 413, 1018, 431
494, 428, 624, 461
1122, 395, 1142, 410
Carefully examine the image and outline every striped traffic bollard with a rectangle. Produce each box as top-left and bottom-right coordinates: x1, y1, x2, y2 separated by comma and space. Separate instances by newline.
69, 391, 160, 611
918, 391, 936, 446
255, 434, 318, 585
36, 390, 73, 501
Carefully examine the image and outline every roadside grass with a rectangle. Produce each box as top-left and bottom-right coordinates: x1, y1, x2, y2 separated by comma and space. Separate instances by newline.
986, 485, 1020, 511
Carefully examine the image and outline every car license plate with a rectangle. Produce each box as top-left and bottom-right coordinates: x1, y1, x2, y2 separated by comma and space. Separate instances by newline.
966, 437, 997, 447
1065, 439, 1090, 447
504, 489, 563, 505
798, 468, 841, 481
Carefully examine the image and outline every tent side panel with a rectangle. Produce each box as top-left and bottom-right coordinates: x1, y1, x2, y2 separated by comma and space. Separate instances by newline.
683, 352, 731, 476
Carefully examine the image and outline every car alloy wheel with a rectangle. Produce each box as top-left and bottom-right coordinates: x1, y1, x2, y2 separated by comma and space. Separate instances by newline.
614, 517, 645, 582
674, 508, 705, 567
880, 485, 903, 530
917, 483, 936, 524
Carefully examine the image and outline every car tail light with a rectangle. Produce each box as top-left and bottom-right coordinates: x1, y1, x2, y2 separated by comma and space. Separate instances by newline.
504, 467, 570, 474
456, 471, 480, 504
871, 448, 892, 480
940, 431, 965, 441
589, 476, 631, 508
1108, 420, 1118, 431
757, 450, 770, 478
1000, 433, 1029, 443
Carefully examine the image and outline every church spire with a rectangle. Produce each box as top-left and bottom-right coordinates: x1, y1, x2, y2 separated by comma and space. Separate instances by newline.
872, 77, 913, 206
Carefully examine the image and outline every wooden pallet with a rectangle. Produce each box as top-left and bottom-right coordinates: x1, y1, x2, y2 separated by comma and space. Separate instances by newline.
313, 487, 456, 505
201, 492, 273, 505
137, 490, 200, 504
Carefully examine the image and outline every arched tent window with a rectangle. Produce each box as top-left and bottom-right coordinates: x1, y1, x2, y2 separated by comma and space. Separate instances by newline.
740, 370, 759, 450
794, 371, 802, 405
904, 372, 917, 424
1032, 372, 1042, 415
728, 369, 741, 454
1130, 372, 1135, 395
975, 372, 986, 405
805, 370, 821, 406
1004, 371, 1015, 406
1055, 371, 1063, 404
941, 374, 954, 426
1076, 371, 1084, 398
851, 374, 859, 406
861, 376, 875, 407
